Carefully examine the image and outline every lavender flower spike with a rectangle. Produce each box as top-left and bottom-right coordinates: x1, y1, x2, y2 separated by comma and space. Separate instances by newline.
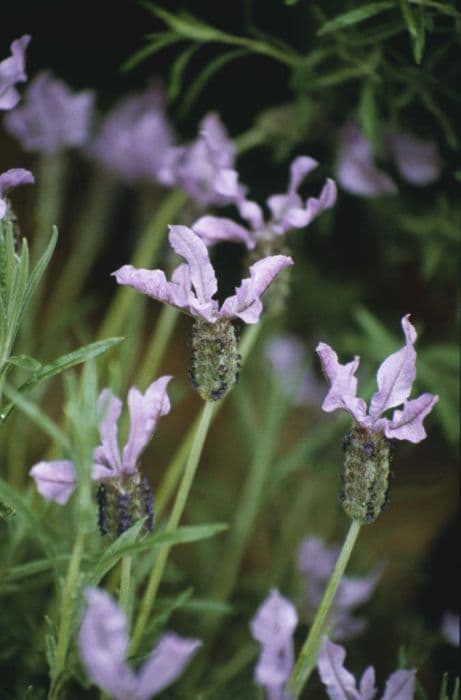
79, 587, 201, 700
4, 70, 94, 154
0, 35, 30, 111
0, 168, 35, 220
251, 590, 298, 700
316, 315, 438, 444
318, 638, 416, 700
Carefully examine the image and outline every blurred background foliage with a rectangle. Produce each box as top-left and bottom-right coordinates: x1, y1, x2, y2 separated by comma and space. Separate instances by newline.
1, 1, 459, 698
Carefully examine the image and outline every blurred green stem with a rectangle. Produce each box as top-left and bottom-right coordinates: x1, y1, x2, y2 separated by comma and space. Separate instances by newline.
129, 400, 215, 656
135, 305, 179, 390
288, 519, 362, 698
119, 555, 132, 618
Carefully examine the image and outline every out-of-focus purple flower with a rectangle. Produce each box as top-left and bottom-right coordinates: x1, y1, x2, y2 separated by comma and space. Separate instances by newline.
298, 536, 382, 640
157, 112, 243, 207
89, 84, 174, 184
265, 334, 325, 407
250, 590, 298, 700
316, 315, 438, 443
114, 225, 293, 325
0, 167, 34, 219
336, 122, 397, 197
386, 132, 442, 186
318, 638, 416, 700
79, 587, 201, 699
29, 377, 172, 505
441, 611, 460, 646
193, 155, 336, 250
0, 35, 30, 111
4, 70, 94, 154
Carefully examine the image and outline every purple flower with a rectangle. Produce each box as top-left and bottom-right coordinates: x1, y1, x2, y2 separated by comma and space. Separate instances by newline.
88, 84, 174, 184
318, 638, 416, 700
265, 334, 325, 407
79, 587, 201, 699
386, 132, 442, 186
250, 590, 298, 700
4, 70, 94, 154
441, 611, 460, 646
114, 225, 293, 325
157, 112, 243, 207
316, 315, 438, 443
193, 155, 336, 250
29, 377, 172, 505
336, 122, 397, 197
298, 536, 382, 640
0, 35, 30, 111
0, 167, 34, 220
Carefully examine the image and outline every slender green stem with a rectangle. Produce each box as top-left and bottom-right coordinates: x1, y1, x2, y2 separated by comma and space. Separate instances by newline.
48, 527, 85, 700
135, 305, 179, 390
129, 400, 215, 655
288, 519, 362, 698
119, 555, 132, 617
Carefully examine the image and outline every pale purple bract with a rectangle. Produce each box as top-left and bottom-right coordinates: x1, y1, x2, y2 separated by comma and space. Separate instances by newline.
0, 35, 30, 111
0, 167, 34, 220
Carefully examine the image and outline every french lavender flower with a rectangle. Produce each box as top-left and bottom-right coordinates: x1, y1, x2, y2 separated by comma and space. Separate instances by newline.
0, 167, 34, 221
441, 611, 460, 646
29, 377, 171, 538
0, 35, 30, 111
297, 536, 382, 640
250, 590, 298, 700
79, 587, 201, 700
88, 84, 174, 184
386, 132, 443, 187
318, 638, 416, 700
157, 112, 243, 207
316, 315, 438, 523
4, 70, 94, 154
114, 225, 292, 401
265, 334, 325, 407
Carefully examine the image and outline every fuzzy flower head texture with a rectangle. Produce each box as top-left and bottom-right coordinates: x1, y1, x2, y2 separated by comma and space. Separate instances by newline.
193, 155, 337, 251
316, 315, 438, 443
29, 377, 172, 505
250, 590, 298, 700
114, 225, 293, 325
0, 35, 30, 111
89, 83, 175, 184
4, 70, 94, 154
298, 536, 382, 640
79, 587, 201, 700
0, 168, 34, 220
318, 638, 416, 700
157, 112, 243, 207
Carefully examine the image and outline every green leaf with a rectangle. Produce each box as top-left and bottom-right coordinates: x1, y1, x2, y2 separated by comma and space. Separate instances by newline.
142, 3, 229, 42
0, 477, 53, 553
86, 519, 147, 585
2, 555, 69, 583
122, 32, 180, 72
168, 43, 202, 101
318, 2, 396, 34
0, 496, 16, 520
6, 355, 42, 372
23, 226, 58, 311
400, 0, 425, 63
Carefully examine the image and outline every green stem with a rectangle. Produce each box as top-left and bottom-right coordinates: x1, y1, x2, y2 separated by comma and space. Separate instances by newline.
97, 189, 186, 341
288, 519, 362, 698
135, 305, 179, 391
119, 555, 132, 617
48, 527, 85, 700
129, 400, 215, 655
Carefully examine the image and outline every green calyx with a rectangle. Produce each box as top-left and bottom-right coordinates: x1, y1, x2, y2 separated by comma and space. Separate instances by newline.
189, 318, 240, 401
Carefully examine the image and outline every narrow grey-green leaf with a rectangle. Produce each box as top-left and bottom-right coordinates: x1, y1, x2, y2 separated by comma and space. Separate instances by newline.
168, 43, 202, 101
6, 355, 42, 371
318, 1, 396, 34
24, 226, 58, 307
122, 32, 180, 72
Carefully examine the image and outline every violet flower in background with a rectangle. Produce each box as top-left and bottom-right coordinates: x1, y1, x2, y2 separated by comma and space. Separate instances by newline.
316, 315, 438, 443
250, 589, 298, 700
298, 536, 382, 640
79, 587, 201, 700
0, 167, 34, 220
4, 70, 94, 154
30, 377, 171, 536
0, 35, 30, 111
386, 132, 443, 186
89, 83, 174, 184
441, 611, 460, 646
157, 112, 243, 207
193, 155, 336, 252
265, 334, 325, 407
318, 638, 416, 700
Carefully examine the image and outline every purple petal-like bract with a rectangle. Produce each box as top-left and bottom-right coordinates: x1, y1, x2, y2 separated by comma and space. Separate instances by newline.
0, 167, 34, 219
441, 611, 460, 646
317, 638, 361, 700
387, 132, 442, 186
29, 460, 77, 505
0, 35, 30, 111
380, 670, 415, 700
192, 215, 256, 249
4, 71, 94, 153
94, 389, 123, 472
135, 633, 201, 699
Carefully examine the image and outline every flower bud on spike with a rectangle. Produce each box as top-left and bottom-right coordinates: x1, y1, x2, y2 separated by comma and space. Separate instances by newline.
96, 472, 154, 539
189, 319, 240, 401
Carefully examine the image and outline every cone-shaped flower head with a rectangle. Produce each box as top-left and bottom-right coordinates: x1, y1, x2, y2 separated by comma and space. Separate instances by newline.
88, 83, 174, 184
79, 587, 201, 700
30, 378, 171, 535
157, 112, 243, 207
0, 35, 30, 111
4, 70, 94, 154
193, 155, 336, 252
250, 590, 298, 700
0, 168, 34, 220
318, 638, 416, 700
298, 536, 382, 640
